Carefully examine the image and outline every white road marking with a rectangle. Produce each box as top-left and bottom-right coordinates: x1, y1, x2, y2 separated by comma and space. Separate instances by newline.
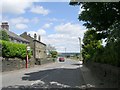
50, 81, 70, 87
31, 80, 45, 85
40, 75, 49, 80
61, 66, 64, 68
31, 74, 49, 85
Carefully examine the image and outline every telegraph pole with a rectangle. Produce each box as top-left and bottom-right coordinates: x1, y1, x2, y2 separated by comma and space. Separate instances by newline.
78, 37, 82, 61
65, 48, 66, 57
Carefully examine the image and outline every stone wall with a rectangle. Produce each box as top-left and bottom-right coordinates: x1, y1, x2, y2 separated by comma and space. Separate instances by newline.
1, 57, 35, 72
34, 41, 47, 59
85, 62, 120, 88
35, 58, 55, 65
1, 57, 55, 72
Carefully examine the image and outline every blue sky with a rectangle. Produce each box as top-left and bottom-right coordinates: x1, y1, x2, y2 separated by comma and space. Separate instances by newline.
1, 0, 87, 53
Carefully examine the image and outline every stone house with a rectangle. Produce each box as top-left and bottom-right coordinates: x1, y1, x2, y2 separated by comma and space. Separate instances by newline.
20, 32, 47, 64
0, 22, 29, 44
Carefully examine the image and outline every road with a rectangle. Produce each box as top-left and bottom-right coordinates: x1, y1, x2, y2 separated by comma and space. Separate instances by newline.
2, 58, 85, 89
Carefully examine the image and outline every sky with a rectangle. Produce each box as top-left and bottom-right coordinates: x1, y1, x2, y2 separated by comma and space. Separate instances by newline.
0, 0, 87, 53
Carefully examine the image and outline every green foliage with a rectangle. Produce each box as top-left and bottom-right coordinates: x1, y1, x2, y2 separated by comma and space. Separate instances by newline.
102, 21, 120, 66
82, 29, 102, 62
70, 2, 120, 39
50, 51, 58, 58
70, 2, 120, 67
79, 3, 119, 30
86, 21, 120, 67
46, 44, 56, 56
0, 40, 32, 59
0, 30, 9, 41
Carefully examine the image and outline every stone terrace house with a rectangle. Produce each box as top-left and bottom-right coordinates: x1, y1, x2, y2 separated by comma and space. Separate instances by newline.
0, 22, 29, 44
20, 32, 47, 65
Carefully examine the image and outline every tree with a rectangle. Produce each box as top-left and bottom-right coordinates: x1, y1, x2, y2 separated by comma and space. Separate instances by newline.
46, 44, 56, 55
70, 2, 120, 39
82, 29, 102, 62
104, 21, 120, 66
0, 30, 9, 41
50, 51, 58, 58
70, 2, 120, 66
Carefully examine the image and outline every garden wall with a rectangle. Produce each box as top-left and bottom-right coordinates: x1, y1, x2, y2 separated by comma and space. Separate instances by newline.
85, 62, 120, 88
35, 58, 55, 65
1, 57, 35, 72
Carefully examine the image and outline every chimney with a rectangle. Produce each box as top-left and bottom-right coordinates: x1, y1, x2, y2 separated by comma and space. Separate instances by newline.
34, 33, 37, 40
28, 34, 30, 36
1, 22, 9, 30
38, 35, 41, 41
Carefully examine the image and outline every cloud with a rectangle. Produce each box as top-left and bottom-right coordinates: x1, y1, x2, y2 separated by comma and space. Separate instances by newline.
46, 18, 65, 22
54, 23, 86, 37
42, 23, 53, 29
33, 0, 69, 2
0, 1, 2, 15
2, 0, 33, 14
8, 17, 29, 30
43, 23, 86, 53
2, 16, 41, 31
31, 17, 40, 23
30, 6, 50, 15
37, 29, 46, 35
19, 22, 86, 53
15, 23, 28, 30
10, 17, 29, 24
0, 14, 2, 22
28, 29, 46, 41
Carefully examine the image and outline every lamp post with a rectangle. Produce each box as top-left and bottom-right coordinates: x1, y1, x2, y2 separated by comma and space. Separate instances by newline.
26, 46, 30, 69
78, 37, 82, 61
65, 48, 66, 57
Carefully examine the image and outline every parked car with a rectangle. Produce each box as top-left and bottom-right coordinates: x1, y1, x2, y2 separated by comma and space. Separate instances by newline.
59, 57, 65, 62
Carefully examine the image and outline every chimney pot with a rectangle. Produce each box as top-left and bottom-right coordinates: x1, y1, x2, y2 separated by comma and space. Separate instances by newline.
1, 22, 9, 30
38, 35, 41, 41
34, 33, 37, 40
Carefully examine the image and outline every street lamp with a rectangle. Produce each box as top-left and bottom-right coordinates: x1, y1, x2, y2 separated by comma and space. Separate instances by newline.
78, 37, 82, 61
65, 48, 66, 57
26, 46, 30, 69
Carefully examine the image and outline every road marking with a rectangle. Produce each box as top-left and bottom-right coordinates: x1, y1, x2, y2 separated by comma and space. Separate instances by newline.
50, 81, 70, 88
31, 80, 45, 85
40, 75, 49, 80
61, 66, 64, 68
31, 74, 49, 85
30, 64, 64, 86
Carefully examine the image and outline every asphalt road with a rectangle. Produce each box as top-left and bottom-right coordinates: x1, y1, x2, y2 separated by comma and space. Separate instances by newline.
2, 58, 85, 89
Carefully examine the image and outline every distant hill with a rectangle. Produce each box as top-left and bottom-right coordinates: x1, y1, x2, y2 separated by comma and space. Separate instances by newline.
58, 53, 80, 57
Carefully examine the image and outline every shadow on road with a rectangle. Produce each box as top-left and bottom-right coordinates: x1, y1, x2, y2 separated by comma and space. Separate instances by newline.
22, 67, 84, 87
2, 67, 118, 90
22, 68, 57, 81
2, 67, 87, 89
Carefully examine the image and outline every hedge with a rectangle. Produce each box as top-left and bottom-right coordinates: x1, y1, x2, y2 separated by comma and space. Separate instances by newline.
0, 40, 32, 59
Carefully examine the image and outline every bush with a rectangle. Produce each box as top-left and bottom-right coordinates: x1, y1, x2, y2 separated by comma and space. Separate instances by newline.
0, 30, 9, 41
0, 40, 32, 59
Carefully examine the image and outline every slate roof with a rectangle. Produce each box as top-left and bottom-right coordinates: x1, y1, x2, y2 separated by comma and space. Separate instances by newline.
33, 39, 46, 46
20, 32, 46, 46
3, 29, 29, 43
